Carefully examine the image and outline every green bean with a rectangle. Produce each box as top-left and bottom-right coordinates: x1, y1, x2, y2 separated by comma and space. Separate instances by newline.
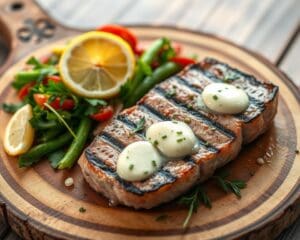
30, 119, 60, 130
38, 126, 65, 142
19, 132, 73, 167
13, 70, 40, 89
140, 38, 166, 65
58, 117, 92, 169
123, 38, 166, 100
125, 62, 181, 107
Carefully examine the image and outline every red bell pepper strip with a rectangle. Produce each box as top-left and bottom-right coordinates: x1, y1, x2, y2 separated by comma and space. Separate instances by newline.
97, 25, 138, 51
90, 106, 114, 122
170, 57, 196, 67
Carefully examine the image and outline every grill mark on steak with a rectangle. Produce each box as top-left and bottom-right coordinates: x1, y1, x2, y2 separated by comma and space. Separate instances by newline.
178, 66, 266, 123
100, 131, 126, 151
86, 137, 178, 195
138, 103, 219, 153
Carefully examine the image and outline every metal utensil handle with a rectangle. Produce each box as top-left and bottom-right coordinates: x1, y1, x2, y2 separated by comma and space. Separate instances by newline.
0, 0, 80, 74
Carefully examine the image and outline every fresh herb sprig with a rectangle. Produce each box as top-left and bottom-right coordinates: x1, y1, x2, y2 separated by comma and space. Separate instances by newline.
178, 170, 246, 228
132, 117, 146, 133
213, 170, 246, 198
177, 186, 211, 228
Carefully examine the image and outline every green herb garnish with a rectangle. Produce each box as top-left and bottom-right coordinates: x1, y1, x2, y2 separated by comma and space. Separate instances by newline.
79, 207, 86, 213
213, 170, 246, 198
213, 95, 218, 100
152, 160, 157, 168
162, 135, 167, 139
44, 103, 77, 138
223, 71, 239, 82
132, 117, 146, 133
129, 164, 134, 170
178, 186, 211, 228
177, 138, 186, 143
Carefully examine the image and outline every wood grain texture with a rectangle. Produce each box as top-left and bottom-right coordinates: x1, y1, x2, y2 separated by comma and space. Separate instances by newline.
280, 33, 300, 88
0, 26, 299, 240
35, 0, 300, 63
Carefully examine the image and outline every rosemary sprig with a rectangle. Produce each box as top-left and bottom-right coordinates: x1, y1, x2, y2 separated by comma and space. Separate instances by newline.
213, 171, 246, 198
132, 117, 146, 133
177, 186, 211, 228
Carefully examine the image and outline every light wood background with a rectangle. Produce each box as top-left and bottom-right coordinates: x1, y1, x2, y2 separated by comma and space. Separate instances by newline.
0, 0, 299, 239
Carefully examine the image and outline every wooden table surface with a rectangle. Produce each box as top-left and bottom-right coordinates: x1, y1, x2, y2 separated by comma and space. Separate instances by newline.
0, 0, 299, 239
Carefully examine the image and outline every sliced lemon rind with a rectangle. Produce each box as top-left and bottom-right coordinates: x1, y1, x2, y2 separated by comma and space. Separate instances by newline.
59, 31, 135, 98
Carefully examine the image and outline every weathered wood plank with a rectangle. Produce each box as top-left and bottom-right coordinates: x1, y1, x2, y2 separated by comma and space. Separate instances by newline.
280, 33, 300, 87
3, 231, 21, 240
36, 0, 135, 29
36, 0, 299, 63
278, 217, 300, 240
0, 218, 9, 239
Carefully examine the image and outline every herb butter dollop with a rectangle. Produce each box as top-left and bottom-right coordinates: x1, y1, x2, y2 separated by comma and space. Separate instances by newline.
117, 141, 164, 181
146, 121, 198, 158
202, 83, 249, 114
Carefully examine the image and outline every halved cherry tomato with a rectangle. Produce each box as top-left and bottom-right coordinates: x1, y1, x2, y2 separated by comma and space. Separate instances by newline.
97, 25, 137, 51
134, 46, 145, 56
33, 94, 75, 110
18, 82, 35, 100
47, 75, 61, 83
170, 57, 196, 67
90, 106, 114, 122
39, 54, 51, 64
173, 43, 182, 56
42, 75, 61, 85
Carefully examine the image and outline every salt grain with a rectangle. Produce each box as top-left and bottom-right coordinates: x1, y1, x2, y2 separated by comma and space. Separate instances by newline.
64, 177, 74, 187
256, 157, 265, 165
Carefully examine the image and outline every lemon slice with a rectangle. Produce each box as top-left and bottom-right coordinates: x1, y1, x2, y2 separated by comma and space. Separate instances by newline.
4, 104, 35, 156
59, 31, 135, 98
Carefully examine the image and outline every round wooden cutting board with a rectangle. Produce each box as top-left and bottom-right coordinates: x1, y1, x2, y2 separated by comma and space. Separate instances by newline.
0, 3, 299, 240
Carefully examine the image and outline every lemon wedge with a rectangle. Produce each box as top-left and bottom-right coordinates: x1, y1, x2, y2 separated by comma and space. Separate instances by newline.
3, 104, 35, 156
59, 31, 135, 98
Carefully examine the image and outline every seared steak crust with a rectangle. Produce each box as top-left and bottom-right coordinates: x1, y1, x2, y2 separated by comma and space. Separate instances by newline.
79, 58, 278, 209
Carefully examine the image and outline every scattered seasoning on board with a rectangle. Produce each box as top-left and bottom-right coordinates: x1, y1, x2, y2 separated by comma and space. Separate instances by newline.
184, 117, 191, 123
79, 207, 86, 213
64, 177, 74, 187
256, 157, 265, 165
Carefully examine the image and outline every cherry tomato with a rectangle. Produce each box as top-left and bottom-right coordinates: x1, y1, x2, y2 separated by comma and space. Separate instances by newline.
97, 25, 137, 51
33, 94, 75, 110
90, 106, 114, 122
18, 82, 35, 100
134, 46, 145, 56
39, 55, 51, 64
170, 57, 196, 67
173, 43, 182, 56
48, 75, 61, 83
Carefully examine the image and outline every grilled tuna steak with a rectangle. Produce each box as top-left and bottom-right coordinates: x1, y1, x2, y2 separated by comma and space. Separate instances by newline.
79, 58, 278, 209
